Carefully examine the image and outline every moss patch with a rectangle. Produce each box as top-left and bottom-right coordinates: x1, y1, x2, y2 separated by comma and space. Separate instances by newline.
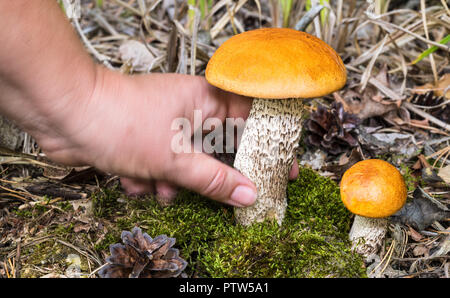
101, 166, 365, 278
399, 163, 422, 192
20, 239, 89, 278
9, 166, 365, 277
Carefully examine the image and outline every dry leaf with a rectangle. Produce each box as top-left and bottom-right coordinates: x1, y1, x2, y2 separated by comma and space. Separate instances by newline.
119, 40, 155, 72
412, 245, 429, 257
342, 88, 399, 120
431, 235, 450, 258
412, 154, 432, 170
391, 188, 450, 230
323, 148, 363, 178
422, 167, 445, 184
73, 223, 91, 233
414, 74, 450, 99
407, 226, 423, 242
438, 165, 450, 184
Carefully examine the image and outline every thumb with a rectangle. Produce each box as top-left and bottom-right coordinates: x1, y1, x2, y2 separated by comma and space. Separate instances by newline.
169, 152, 257, 207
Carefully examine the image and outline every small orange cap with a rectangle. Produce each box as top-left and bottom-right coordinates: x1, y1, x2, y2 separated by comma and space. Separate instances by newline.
205, 28, 346, 99
340, 159, 407, 218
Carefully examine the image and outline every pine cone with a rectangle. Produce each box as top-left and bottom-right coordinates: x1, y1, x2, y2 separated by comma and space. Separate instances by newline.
304, 102, 361, 155
98, 227, 187, 278
410, 92, 449, 124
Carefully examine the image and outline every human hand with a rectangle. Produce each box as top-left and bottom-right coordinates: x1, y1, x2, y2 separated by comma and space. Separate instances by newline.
36, 67, 298, 207
0, 1, 299, 207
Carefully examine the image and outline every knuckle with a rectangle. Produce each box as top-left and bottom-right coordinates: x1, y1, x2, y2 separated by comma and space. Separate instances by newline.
202, 167, 228, 198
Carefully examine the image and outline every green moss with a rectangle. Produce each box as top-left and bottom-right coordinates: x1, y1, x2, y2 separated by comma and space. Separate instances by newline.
114, 192, 232, 272
13, 208, 33, 219
53, 222, 74, 236
200, 167, 364, 277
399, 163, 421, 192
12, 203, 47, 219
201, 223, 363, 277
20, 239, 90, 278
286, 167, 351, 233
98, 166, 365, 278
94, 231, 120, 252
57, 200, 73, 212
92, 185, 124, 218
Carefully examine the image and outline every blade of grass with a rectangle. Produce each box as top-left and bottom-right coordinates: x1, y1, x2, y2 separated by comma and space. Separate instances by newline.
199, 0, 207, 18
190, 7, 200, 75
350, 8, 445, 66
412, 34, 450, 65
199, 0, 214, 29
188, 0, 196, 32
305, 0, 311, 11
420, 0, 438, 84
369, 18, 449, 51
280, 0, 293, 28
319, 0, 329, 26
57, 0, 66, 13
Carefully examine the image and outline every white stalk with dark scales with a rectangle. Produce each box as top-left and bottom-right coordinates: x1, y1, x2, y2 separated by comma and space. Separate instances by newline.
234, 98, 304, 225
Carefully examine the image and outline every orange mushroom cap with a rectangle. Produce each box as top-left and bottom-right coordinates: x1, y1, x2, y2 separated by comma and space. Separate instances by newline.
205, 28, 347, 99
340, 159, 407, 218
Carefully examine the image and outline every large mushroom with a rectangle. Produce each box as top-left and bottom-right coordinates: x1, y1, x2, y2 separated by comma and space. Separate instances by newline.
340, 159, 407, 257
205, 28, 347, 226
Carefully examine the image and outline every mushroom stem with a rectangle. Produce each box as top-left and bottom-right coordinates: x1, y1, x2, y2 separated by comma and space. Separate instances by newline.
349, 215, 388, 257
233, 98, 304, 226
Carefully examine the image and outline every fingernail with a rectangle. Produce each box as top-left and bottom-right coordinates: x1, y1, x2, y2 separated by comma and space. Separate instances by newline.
230, 185, 257, 207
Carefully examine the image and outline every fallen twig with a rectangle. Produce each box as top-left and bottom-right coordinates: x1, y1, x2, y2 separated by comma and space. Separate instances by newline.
403, 101, 450, 132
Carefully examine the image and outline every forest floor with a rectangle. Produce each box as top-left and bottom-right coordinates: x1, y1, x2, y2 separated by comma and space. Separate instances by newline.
0, 0, 449, 278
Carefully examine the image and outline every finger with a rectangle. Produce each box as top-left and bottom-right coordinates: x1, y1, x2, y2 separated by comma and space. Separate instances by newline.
196, 78, 253, 122
289, 158, 299, 180
220, 90, 253, 120
155, 180, 178, 206
120, 177, 155, 196
169, 152, 257, 207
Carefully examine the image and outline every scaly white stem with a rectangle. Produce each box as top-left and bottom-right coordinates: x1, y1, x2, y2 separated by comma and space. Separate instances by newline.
233, 98, 304, 226
349, 215, 388, 257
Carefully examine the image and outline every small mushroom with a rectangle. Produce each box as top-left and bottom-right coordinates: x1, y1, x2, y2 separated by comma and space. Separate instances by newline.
206, 28, 346, 226
340, 159, 407, 257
